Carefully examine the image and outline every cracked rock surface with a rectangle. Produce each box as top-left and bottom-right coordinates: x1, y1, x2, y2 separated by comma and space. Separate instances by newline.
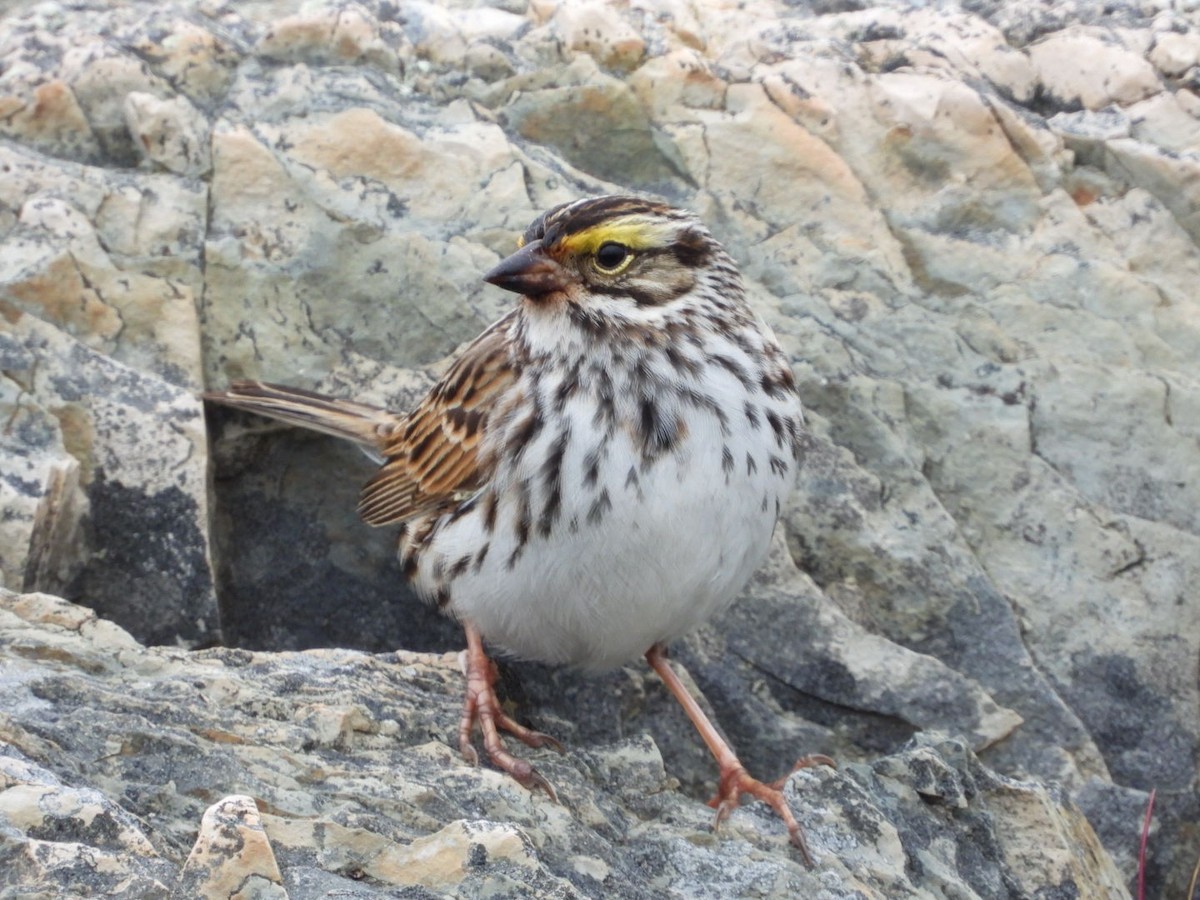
0, 590, 1126, 897
2, 0, 1198, 896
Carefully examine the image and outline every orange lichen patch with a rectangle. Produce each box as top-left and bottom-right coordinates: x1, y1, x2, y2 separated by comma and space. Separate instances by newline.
195, 728, 248, 745
8, 255, 122, 343
0, 298, 24, 325
0, 81, 94, 147
1071, 185, 1099, 207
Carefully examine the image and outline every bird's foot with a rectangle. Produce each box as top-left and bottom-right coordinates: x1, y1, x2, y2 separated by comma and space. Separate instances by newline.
708, 755, 836, 866
458, 624, 564, 800
644, 643, 835, 866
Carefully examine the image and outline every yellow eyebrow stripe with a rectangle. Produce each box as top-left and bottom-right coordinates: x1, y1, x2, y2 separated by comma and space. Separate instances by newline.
557, 216, 676, 256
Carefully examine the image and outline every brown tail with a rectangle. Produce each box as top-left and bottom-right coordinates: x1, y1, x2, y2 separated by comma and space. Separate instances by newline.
203, 381, 400, 452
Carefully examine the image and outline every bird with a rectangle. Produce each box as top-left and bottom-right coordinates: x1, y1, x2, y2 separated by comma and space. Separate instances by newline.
204, 194, 833, 863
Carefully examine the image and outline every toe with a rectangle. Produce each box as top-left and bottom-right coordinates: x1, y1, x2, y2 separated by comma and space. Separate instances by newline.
768, 754, 836, 789
493, 709, 566, 754
706, 764, 818, 867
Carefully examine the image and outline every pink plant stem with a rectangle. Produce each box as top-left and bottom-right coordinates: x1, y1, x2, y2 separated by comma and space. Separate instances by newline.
1137, 788, 1156, 900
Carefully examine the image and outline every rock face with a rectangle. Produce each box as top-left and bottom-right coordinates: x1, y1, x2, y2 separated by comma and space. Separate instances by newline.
1, 0, 1197, 896
0, 590, 1127, 897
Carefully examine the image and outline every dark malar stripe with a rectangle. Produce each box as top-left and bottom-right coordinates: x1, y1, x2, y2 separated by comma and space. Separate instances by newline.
538, 483, 561, 537
509, 407, 544, 459
762, 368, 796, 399
567, 301, 609, 335
554, 362, 582, 411
541, 428, 570, 489
586, 277, 690, 308
665, 343, 702, 376
593, 370, 616, 427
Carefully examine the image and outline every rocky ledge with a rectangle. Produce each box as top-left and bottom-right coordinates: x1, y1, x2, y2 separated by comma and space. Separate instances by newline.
1, 589, 1125, 898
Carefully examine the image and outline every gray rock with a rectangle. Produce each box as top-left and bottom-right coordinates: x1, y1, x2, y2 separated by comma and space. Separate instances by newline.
0, 589, 1127, 898
0, 313, 217, 646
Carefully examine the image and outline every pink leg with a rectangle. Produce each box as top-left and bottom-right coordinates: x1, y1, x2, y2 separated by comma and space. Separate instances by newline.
458, 623, 563, 799
645, 643, 835, 866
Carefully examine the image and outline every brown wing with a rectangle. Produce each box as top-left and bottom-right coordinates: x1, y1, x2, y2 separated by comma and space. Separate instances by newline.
357, 314, 518, 526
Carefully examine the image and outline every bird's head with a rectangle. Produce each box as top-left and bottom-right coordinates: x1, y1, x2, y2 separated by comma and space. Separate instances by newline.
484, 196, 724, 314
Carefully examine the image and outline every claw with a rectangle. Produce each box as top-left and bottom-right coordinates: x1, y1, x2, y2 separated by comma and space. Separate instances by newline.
459, 741, 480, 768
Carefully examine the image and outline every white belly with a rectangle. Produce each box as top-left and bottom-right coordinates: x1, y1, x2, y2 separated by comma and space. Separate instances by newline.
421, 410, 790, 669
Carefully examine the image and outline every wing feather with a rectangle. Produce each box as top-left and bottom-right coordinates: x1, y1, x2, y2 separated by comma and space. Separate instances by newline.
357, 314, 518, 526
203, 381, 398, 450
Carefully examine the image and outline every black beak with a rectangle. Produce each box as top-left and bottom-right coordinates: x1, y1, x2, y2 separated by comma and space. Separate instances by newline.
484, 240, 570, 298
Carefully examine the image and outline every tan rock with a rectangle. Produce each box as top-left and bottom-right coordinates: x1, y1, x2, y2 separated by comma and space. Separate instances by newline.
990, 778, 1131, 897
279, 108, 515, 219
258, 4, 400, 73
867, 71, 1041, 196
695, 79, 904, 285
502, 58, 683, 185
61, 43, 175, 161
0, 750, 173, 896
455, 6, 528, 45
1105, 135, 1200, 242
630, 0, 707, 51
0, 139, 207, 383
400, 0, 468, 65
829, 8, 1038, 103
178, 796, 286, 899
1125, 91, 1200, 152
124, 91, 212, 176
553, 2, 646, 72
1029, 28, 1162, 109
123, 18, 241, 106
0, 440, 85, 592
202, 111, 528, 383
629, 49, 727, 117
1149, 30, 1200, 77
0, 80, 98, 160
265, 815, 545, 889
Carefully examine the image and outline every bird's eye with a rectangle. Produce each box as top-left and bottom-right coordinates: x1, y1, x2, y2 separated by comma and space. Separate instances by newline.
593, 241, 630, 273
